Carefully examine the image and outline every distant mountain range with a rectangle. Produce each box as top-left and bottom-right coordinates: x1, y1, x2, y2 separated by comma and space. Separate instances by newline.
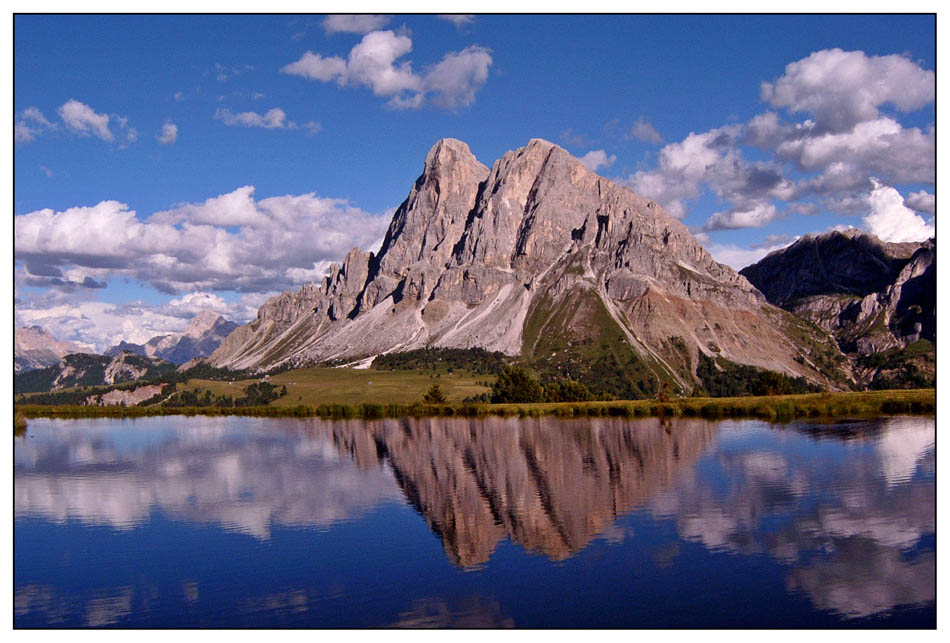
15, 311, 238, 393
14, 326, 91, 373
207, 137, 847, 396
105, 311, 238, 364
14, 351, 179, 394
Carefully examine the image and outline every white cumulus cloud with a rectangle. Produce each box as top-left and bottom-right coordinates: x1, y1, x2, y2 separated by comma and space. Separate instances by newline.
423, 46, 492, 110
578, 149, 617, 172
280, 51, 348, 82
58, 99, 114, 141
14, 186, 391, 296
761, 48, 935, 133
863, 179, 934, 243
704, 202, 781, 231
281, 30, 492, 111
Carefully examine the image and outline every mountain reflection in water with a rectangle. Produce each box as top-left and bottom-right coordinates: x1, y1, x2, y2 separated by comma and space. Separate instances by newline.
328, 416, 714, 564
14, 415, 934, 626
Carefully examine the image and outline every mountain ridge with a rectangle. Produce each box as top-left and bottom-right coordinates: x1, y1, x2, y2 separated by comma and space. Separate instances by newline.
740, 229, 934, 388
208, 137, 845, 394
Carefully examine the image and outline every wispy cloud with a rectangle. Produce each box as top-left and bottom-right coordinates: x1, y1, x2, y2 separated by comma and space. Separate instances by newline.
322, 14, 390, 35
214, 107, 295, 129
438, 15, 475, 28
15, 106, 56, 143
627, 117, 663, 144
157, 121, 178, 145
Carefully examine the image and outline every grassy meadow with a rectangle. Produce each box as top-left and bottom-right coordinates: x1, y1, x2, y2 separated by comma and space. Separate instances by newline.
185, 366, 493, 406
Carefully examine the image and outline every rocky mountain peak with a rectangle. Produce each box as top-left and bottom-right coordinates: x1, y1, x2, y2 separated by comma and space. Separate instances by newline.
185, 310, 225, 337
208, 137, 844, 393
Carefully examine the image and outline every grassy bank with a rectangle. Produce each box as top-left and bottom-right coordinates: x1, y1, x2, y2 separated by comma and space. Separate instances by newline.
15, 388, 935, 423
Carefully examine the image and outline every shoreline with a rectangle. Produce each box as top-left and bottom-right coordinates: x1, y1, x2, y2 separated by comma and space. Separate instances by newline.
15, 389, 935, 423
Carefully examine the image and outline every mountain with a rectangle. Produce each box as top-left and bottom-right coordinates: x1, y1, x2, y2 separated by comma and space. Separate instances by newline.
740, 229, 935, 388
106, 311, 238, 364
209, 137, 846, 395
15, 326, 90, 373
14, 351, 178, 394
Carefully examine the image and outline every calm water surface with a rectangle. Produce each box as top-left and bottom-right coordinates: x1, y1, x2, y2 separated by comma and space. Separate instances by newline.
14, 415, 935, 628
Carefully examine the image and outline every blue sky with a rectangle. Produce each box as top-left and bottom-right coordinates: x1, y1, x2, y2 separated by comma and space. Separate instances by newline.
13, 13, 936, 351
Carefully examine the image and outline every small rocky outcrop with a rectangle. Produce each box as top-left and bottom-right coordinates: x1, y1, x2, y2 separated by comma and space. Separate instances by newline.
89, 384, 166, 406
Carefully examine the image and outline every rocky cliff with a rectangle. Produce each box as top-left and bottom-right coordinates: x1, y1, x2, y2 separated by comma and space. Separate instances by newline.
210, 138, 845, 392
740, 230, 935, 388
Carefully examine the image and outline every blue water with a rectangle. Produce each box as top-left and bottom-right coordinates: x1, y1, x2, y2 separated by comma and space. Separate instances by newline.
14, 415, 935, 628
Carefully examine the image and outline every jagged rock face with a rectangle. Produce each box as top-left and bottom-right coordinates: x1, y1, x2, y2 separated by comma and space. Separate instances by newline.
106, 312, 238, 364
209, 137, 841, 390
14, 326, 89, 372
741, 231, 935, 353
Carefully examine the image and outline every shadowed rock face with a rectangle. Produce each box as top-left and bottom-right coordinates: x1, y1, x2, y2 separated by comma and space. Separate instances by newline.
740, 229, 923, 306
209, 138, 842, 390
325, 416, 715, 566
741, 230, 934, 368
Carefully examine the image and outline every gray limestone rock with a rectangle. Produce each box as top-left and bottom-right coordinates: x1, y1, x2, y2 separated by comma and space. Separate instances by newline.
207, 137, 845, 391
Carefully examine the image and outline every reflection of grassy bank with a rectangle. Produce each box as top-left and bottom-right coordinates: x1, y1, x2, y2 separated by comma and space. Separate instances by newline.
14, 413, 27, 436
15, 389, 934, 422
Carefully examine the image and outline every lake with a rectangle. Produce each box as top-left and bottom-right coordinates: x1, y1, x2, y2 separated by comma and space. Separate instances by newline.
14, 414, 935, 628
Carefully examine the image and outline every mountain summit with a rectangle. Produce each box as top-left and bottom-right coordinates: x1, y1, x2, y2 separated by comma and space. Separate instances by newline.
209, 138, 844, 393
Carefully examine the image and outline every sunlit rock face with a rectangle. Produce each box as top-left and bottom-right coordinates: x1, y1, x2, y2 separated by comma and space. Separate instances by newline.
208, 138, 841, 392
